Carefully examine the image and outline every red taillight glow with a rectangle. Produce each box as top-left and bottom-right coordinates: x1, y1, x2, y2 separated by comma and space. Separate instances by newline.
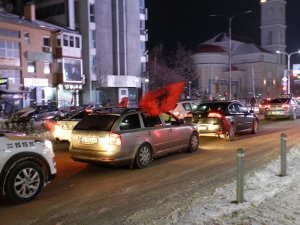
109, 132, 122, 146
173, 112, 181, 118
208, 112, 222, 118
264, 104, 271, 110
282, 104, 290, 110
85, 109, 93, 113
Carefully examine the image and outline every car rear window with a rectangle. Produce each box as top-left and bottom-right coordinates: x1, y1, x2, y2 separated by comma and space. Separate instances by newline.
270, 98, 289, 104
197, 102, 227, 113
74, 114, 119, 131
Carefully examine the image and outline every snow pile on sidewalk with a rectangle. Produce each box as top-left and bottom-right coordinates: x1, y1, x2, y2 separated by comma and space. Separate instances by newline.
163, 145, 300, 225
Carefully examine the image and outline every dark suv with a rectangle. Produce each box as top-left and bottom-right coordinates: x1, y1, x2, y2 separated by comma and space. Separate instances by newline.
10, 105, 59, 123
69, 108, 199, 168
185, 100, 259, 141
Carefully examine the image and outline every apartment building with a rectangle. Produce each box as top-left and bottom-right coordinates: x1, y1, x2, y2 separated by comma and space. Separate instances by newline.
22, 0, 148, 107
0, 3, 83, 112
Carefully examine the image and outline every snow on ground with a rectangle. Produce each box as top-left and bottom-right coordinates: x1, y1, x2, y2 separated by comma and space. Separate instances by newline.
127, 145, 300, 225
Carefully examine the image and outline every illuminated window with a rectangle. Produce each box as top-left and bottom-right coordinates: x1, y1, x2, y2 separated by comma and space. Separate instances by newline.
44, 62, 51, 74
27, 61, 36, 73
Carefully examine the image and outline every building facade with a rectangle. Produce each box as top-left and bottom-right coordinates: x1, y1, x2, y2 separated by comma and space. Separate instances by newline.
192, 0, 287, 101
30, 0, 148, 107
0, 4, 83, 114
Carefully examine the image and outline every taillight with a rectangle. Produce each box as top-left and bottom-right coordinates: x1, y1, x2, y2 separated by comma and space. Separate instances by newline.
109, 132, 122, 146
264, 104, 271, 110
282, 104, 290, 110
173, 112, 181, 118
208, 112, 222, 118
85, 109, 93, 113
184, 112, 193, 118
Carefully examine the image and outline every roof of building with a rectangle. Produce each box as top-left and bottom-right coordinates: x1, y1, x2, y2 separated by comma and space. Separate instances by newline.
0, 11, 78, 34
194, 32, 272, 55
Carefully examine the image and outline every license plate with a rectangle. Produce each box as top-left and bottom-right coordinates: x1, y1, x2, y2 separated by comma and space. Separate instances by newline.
198, 126, 207, 130
79, 136, 98, 144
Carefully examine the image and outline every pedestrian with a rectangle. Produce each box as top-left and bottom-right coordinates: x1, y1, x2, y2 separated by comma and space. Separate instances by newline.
250, 96, 256, 110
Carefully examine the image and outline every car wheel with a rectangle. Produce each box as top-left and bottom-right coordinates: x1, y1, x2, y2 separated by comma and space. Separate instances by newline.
134, 144, 152, 169
290, 111, 296, 120
225, 125, 235, 141
186, 132, 199, 153
251, 120, 259, 134
5, 161, 45, 203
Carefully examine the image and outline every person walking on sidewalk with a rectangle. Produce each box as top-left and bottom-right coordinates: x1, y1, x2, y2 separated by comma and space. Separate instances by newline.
250, 96, 256, 111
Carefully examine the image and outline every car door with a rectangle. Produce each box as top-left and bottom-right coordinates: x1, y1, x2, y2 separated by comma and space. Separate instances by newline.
141, 113, 170, 155
160, 113, 187, 151
235, 103, 254, 131
228, 103, 247, 133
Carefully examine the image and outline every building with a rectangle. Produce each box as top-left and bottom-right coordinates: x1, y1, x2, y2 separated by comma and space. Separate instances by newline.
192, 0, 287, 101
0, 3, 83, 113
27, 0, 148, 107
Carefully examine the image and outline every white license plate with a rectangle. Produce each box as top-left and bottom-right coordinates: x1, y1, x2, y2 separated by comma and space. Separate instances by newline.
198, 126, 207, 130
79, 136, 98, 144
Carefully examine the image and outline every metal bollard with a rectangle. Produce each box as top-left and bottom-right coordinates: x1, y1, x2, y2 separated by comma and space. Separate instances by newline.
280, 133, 287, 176
235, 148, 245, 203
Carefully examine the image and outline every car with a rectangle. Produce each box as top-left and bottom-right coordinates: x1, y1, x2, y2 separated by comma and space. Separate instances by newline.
185, 100, 259, 141
53, 107, 108, 142
170, 100, 198, 119
10, 105, 59, 123
0, 132, 56, 203
258, 98, 272, 114
69, 108, 199, 168
264, 94, 300, 120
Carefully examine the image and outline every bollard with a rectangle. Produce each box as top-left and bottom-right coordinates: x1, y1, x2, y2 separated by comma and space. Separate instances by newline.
235, 148, 245, 203
280, 133, 287, 176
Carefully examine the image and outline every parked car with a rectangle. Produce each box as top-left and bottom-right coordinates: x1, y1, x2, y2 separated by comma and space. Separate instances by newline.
69, 108, 199, 168
0, 132, 56, 203
264, 94, 300, 120
10, 105, 59, 123
53, 107, 110, 142
185, 100, 258, 141
170, 100, 198, 119
258, 98, 272, 114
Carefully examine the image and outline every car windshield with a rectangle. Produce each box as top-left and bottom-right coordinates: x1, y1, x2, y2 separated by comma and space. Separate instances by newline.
270, 98, 289, 104
196, 102, 227, 113
74, 114, 119, 131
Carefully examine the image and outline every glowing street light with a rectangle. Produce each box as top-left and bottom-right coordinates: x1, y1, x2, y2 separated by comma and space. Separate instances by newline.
210, 10, 252, 100
276, 50, 300, 94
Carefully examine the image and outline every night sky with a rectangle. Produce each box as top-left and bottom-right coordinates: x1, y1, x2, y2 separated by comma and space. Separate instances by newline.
146, 0, 300, 63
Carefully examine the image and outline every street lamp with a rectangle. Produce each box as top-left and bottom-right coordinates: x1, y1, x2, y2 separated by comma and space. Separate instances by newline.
210, 10, 252, 100
276, 50, 300, 94
188, 81, 192, 98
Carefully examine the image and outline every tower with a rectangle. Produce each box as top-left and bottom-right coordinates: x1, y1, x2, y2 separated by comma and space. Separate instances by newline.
260, 0, 286, 63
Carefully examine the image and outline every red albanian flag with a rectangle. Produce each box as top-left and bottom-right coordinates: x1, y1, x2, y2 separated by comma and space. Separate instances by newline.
116, 97, 128, 107
139, 81, 186, 116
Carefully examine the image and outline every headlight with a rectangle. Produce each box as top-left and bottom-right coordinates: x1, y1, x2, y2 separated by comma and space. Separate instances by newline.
45, 140, 53, 149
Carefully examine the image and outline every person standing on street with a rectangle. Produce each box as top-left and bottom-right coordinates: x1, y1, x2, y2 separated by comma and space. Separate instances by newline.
250, 96, 256, 111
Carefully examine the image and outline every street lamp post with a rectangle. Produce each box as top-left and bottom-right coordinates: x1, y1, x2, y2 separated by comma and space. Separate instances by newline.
210, 10, 252, 100
188, 81, 192, 98
276, 50, 300, 94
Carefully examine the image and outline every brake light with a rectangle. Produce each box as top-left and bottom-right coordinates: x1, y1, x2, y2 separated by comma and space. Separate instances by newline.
85, 109, 93, 113
264, 104, 271, 110
184, 112, 193, 118
173, 111, 181, 118
208, 112, 222, 118
282, 104, 290, 110
109, 132, 122, 146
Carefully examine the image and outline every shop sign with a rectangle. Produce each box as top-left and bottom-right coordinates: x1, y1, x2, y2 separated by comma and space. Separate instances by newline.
0, 78, 8, 85
63, 84, 83, 90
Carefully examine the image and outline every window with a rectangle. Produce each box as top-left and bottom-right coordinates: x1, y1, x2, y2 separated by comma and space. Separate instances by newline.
90, 55, 96, 74
70, 36, 74, 47
142, 113, 162, 127
57, 36, 61, 47
24, 32, 30, 44
0, 39, 20, 58
44, 62, 51, 74
120, 114, 141, 130
63, 35, 68, 46
27, 61, 36, 73
75, 37, 80, 48
267, 31, 272, 45
43, 36, 50, 46
90, 30, 96, 48
90, 4, 95, 22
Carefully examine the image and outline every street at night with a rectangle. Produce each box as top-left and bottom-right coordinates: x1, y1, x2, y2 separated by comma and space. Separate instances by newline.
0, 118, 299, 225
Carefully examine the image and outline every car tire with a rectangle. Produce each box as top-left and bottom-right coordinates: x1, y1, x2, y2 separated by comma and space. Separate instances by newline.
225, 125, 235, 141
290, 111, 296, 120
186, 132, 199, 153
5, 161, 45, 203
251, 120, 259, 134
134, 144, 152, 169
